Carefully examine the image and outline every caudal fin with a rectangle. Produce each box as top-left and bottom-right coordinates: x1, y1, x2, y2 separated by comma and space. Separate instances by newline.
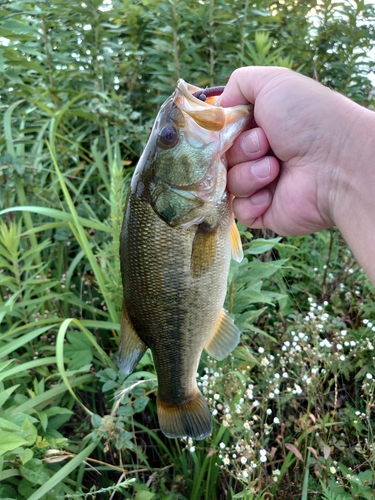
157, 390, 212, 440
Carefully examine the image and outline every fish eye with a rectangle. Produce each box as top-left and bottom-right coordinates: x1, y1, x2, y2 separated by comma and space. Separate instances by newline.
158, 125, 179, 148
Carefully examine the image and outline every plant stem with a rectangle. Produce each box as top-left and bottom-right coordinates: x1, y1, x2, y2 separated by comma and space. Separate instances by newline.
321, 228, 334, 302
172, 0, 180, 81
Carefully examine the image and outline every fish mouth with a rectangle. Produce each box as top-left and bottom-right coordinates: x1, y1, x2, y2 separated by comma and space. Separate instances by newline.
175, 79, 253, 133
176, 80, 224, 107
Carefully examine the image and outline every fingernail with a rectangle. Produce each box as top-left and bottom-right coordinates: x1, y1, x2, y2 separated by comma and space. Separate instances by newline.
241, 129, 260, 154
251, 158, 270, 179
251, 190, 269, 205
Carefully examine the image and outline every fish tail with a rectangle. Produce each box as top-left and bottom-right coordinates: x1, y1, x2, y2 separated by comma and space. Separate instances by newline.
157, 390, 212, 440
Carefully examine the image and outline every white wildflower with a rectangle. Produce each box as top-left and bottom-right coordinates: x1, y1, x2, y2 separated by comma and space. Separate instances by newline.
294, 384, 303, 395
319, 339, 332, 348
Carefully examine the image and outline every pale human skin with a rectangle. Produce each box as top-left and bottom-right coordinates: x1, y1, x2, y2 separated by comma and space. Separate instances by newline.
220, 67, 375, 285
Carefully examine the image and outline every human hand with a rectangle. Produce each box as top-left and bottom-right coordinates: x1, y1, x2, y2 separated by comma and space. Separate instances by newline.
221, 67, 369, 236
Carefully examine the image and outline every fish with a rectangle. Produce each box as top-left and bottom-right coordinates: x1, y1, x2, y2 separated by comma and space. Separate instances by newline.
119, 79, 253, 440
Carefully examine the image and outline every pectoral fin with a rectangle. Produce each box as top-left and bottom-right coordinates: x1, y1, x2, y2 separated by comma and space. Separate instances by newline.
204, 309, 241, 360
231, 220, 244, 262
118, 304, 147, 375
191, 219, 218, 278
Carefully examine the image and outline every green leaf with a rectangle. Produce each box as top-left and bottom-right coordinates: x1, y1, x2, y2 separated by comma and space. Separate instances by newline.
91, 414, 102, 428
0, 431, 27, 456
0, 206, 112, 233
65, 330, 93, 370
19, 459, 50, 486
28, 442, 97, 500
117, 405, 135, 417
20, 418, 38, 446
17, 447, 34, 465
0, 484, 17, 499
0, 416, 23, 432
1, 20, 37, 33
0, 385, 20, 409
0, 360, 14, 374
246, 237, 282, 255
35, 411, 48, 432
135, 491, 156, 500
14, 374, 94, 414
133, 396, 149, 413
245, 259, 288, 281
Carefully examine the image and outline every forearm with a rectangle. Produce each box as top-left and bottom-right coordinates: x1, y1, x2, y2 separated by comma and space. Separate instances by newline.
331, 102, 375, 283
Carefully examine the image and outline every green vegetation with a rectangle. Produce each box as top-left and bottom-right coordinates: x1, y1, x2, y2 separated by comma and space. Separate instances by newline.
1, 0, 375, 498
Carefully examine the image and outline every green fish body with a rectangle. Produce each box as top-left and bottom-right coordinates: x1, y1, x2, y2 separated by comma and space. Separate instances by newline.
119, 79, 253, 440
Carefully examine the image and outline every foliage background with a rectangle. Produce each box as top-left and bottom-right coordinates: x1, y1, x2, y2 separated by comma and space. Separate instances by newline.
1, 0, 375, 498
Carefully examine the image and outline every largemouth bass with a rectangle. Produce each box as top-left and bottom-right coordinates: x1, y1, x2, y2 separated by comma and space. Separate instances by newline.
119, 79, 253, 440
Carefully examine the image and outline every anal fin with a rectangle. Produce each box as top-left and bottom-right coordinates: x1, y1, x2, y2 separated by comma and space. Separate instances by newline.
204, 309, 241, 360
231, 220, 244, 262
118, 303, 147, 375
